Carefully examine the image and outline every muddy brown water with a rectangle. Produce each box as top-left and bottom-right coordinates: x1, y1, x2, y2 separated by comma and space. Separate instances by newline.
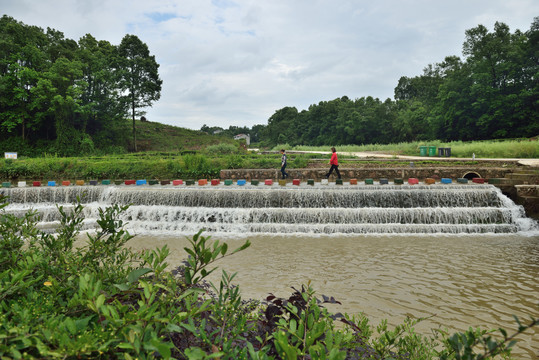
121, 233, 539, 358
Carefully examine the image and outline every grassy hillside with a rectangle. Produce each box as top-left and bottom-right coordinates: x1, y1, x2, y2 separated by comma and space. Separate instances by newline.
132, 120, 236, 152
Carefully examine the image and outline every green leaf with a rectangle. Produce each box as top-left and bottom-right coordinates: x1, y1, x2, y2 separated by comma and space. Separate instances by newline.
95, 294, 105, 309
220, 242, 228, 255
114, 283, 131, 291
150, 338, 171, 359
289, 318, 297, 334
127, 268, 153, 283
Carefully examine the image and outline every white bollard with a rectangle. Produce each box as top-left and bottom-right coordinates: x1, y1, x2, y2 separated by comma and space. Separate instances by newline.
321, 179, 329, 185
17, 181, 26, 187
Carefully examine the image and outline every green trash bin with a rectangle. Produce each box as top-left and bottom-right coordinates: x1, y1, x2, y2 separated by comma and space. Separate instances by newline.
419, 146, 427, 156
428, 146, 437, 157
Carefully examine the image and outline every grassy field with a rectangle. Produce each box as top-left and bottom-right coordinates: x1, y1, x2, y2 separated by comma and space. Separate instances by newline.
275, 139, 539, 158
1, 137, 536, 181
0, 150, 322, 181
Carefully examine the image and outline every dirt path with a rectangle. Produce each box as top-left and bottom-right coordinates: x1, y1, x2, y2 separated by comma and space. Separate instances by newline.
284, 150, 539, 167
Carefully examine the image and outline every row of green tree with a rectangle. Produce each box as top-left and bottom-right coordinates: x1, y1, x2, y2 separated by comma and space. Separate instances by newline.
0, 15, 162, 155
252, 18, 538, 147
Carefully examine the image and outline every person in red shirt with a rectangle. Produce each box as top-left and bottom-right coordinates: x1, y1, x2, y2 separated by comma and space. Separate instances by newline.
325, 147, 341, 179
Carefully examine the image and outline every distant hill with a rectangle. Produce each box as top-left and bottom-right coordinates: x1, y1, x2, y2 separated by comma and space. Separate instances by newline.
131, 120, 236, 152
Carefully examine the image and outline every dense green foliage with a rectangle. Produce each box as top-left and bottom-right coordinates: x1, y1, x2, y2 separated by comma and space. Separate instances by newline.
0, 15, 161, 156
1, 198, 537, 359
256, 18, 539, 147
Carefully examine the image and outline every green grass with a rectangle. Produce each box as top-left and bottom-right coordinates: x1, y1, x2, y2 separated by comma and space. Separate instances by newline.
276, 139, 539, 158
134, 120, 236, 152
0, 152, 319, 181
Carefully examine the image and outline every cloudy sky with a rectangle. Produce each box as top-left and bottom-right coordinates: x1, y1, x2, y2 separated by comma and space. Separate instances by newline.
1, 1, 537, 130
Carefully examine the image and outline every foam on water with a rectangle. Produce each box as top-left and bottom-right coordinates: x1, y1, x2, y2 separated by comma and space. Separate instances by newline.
1, 184, 537, 236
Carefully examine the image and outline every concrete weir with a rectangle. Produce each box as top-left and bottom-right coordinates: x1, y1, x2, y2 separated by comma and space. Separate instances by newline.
220, 167, 539, 218
1, 183, 537, 236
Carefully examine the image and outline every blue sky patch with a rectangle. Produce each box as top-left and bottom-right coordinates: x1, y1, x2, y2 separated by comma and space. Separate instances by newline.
146, 12, 177, 23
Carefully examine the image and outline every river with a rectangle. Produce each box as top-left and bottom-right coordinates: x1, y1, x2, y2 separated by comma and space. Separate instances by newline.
125, 233, 539, 358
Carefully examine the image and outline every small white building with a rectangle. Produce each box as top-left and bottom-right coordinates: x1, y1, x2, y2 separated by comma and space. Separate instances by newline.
234, 133, 250, 145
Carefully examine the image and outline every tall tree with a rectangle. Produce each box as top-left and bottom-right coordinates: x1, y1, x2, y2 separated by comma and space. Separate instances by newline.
118, 34, 162, 152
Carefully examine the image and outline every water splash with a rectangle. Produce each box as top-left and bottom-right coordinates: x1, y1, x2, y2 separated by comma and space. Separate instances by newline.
1, 184, 537, 236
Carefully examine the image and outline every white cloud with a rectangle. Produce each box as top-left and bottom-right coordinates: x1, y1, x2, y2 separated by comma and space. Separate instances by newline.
1, 0, 537, 129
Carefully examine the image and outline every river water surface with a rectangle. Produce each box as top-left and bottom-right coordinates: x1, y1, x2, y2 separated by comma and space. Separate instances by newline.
126, 233, 539, 357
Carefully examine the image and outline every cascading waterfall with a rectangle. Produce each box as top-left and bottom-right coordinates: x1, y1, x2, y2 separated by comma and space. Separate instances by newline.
1, 184, 537, 236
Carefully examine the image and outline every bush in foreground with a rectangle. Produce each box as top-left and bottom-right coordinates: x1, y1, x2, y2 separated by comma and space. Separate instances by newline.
0, 197, 536, 359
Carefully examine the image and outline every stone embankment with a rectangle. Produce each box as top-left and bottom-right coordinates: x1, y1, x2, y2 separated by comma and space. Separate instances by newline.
220, 167, 512, 182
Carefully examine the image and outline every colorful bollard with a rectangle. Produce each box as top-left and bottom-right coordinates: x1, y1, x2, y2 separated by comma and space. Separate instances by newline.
472, 178, 485, 184
149, 180, 158, 185
186, 180, 195, 186
172, 179, 183, 186
408, 178, 419, 185
251, 180, 259, 186
2, 182, 11, 188
441, 178, 452, 184
264, 179, 273, 186
224, 179, 233, 186
136, 180, 147, 186
425, 178, 436, 185
160, 180, 170, 185
47, 181, 56, 187
33, 181, 41, 187
62, 181, 71, 186
349, 178, 358, 185
102, 180, 111, 185
292, 179, 301, 186
125, 180, 135, 185
394, 178, 404, 185
76, 180, 85, 186
457, 178, 468, 184
237, 179, 247, 186
307, 179, 315, 186
278, 179, 286, 186
365, 178, 374, 185
114, 180, 123, 185
379, 178, 388, 185
211, 179, 220, 186
487, 178, 501, 184
90, 180, 98, 186
336, 178, 343, 185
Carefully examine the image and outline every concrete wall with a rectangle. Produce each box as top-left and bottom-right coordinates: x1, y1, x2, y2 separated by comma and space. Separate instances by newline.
220, 167, 512, 181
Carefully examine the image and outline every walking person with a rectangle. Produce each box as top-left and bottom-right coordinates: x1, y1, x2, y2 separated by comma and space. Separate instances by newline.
325, 147, 341, 179
280, 149, 289, 179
